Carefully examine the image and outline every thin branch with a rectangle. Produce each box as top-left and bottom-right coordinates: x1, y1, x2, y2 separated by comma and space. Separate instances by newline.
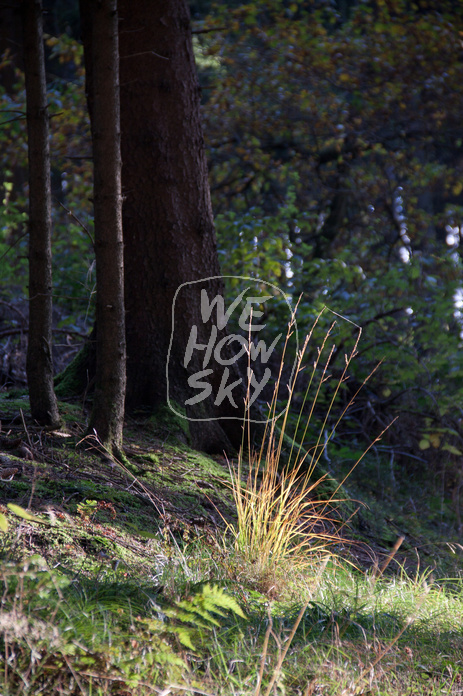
0, 327, 88, 339
0, 299, 27, 323
192, 25, 226, 34
121, 50, 168, 60
55, 199, 95, 246
0, 114, 27, 125
0, 230, 29, 263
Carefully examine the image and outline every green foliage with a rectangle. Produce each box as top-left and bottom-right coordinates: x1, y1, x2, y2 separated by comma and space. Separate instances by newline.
0, 554, 244, 695
198, 0, 463, 474
0, 35, 93, 320
0, 180, 28, 291
76, 498, 98, 521
216, 196, 294, 285
6, 503, 45, 524
164, 583, 245, 649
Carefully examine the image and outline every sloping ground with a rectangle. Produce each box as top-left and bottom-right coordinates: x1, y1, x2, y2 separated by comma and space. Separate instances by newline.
0, 391, 461, 582
0, 395, 239, 584
1, 393, 463, 696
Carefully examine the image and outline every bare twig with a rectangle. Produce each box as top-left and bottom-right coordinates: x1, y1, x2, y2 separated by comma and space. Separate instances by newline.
263, 557, 330, 696
19, 408, 33, 450
55, 198, 95, 246
255, 604, 273, 696
192, 25, 226, 34
0, 327, 87, 340
121, 50, 168, 60
371, 535, 406, 583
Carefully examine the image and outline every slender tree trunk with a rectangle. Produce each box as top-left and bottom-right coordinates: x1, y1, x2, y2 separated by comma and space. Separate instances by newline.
22, 0, 60, 428
84, 0, 126, 454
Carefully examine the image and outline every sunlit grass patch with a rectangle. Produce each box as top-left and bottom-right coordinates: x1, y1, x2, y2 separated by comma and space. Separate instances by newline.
190, 562, 463, 696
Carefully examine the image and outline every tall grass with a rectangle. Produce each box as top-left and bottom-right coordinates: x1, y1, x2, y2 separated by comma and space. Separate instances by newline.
228, 310, 386, 594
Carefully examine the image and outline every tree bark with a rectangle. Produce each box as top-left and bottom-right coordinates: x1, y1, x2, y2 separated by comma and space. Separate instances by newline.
22, 0, 60, 428
76, 0, 246, 452
85, 0, 126, 454
118, 0, 244, 452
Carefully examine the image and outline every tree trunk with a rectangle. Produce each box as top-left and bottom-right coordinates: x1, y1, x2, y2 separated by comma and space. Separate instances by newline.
76, 0, 247, 452
85, 0, 126, 454
118, 0, 244, 452
22, 0, 60, 428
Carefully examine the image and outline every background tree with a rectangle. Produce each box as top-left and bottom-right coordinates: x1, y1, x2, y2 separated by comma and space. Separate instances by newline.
21, 0, 60, 428
75, 0, 247, 452
0, 3, 92, 390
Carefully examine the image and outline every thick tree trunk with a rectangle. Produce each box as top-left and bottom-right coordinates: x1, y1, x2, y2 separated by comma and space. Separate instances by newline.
118, 0, 244, 452
22, 0, 60, 428
76, 0, 246, 452
85, 0, 126, 453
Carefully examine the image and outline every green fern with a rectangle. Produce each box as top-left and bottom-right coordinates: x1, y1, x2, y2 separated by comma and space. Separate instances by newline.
164, 583, 246, 649
0, 558, 247, 691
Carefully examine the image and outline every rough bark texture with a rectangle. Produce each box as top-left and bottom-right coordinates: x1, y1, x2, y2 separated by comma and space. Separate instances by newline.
85, 0, 126, 452
118, 0, 244, 452
22, 0, 60, 428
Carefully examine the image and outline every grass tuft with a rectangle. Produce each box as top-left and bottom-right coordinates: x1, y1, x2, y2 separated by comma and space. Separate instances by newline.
227, 311, 384, 597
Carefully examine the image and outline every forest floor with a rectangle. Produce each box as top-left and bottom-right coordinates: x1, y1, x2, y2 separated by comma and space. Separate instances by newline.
1, 391, 463, 695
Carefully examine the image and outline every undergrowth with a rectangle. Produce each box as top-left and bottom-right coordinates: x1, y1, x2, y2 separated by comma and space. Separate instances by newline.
1, 313, 463, 694
1, 545, 462, 695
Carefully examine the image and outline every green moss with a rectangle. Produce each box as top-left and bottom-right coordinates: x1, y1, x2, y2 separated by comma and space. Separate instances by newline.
57, 401, 83, 423
135, 452, 160, 466
54, 338, 95, 397
4, 388, 28, 400
0, 394, 30, 418
186, 451, 229, 478
147, 403, 191, 444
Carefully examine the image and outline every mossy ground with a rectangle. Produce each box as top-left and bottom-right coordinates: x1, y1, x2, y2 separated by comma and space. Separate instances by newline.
1, 393, 463, 695
1, 392, 461, 584
0, 394, 237, 586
